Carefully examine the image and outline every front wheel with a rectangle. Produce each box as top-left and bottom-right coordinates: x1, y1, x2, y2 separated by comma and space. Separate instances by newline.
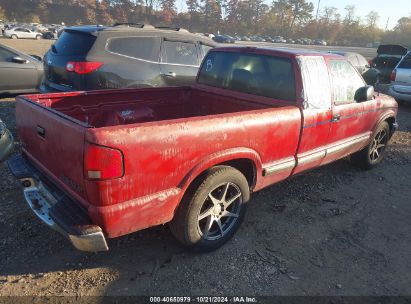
11, 34, 17, 39
351, 121, 390, 169
170, 166, 250, 251
36, 35, 42, 40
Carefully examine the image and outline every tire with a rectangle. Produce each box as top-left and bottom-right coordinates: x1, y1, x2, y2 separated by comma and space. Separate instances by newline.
170, 166, 250, 252
11, 34, 17, 39
351, 121, 390, 169
36, 35, 41, 40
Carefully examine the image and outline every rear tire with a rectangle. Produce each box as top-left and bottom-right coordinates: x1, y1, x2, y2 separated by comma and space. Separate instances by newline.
36, 35, 42, 40
351, 121, 390, 169
170, 166, 250, 252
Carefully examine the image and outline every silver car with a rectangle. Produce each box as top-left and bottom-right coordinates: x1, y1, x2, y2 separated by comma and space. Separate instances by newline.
388, 51, 411, 102
4, 27, 42, 39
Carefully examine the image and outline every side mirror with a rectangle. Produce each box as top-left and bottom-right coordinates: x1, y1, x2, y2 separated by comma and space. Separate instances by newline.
12, 56, 28, 64
30, 55, 42, 62
355, 85, 375, 103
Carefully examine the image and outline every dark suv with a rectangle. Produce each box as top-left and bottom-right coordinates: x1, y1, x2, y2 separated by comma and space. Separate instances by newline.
40, 24, 217, 92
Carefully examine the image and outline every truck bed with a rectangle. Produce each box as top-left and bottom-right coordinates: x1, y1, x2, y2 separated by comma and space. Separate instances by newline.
22, 87, 272, 128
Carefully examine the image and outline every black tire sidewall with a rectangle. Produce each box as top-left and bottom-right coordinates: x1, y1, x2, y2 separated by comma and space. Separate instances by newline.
184, 167, 250, 251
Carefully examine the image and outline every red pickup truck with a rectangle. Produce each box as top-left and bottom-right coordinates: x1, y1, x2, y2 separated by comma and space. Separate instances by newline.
8, 46, 398, 252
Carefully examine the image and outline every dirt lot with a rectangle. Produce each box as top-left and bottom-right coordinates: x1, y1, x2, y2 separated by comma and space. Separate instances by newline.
0, 39, 410, 297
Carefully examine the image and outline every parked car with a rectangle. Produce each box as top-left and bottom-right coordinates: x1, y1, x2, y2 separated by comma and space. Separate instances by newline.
41, 24, 216, 93
388, 51, 411, 102
8, 46, 398, 252
42, 31, 57, 39
328, 51, 380, 86
0, 119, 13, 163
212, 34, 235, 43
328, 51, 369, 74
314, 39, 327, 46
0, 44, 44, 95
370, 45, 408, 83
4, 27, 42, 39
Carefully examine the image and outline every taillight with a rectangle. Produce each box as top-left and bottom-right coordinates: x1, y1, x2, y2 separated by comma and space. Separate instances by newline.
84, 143, 123, 180
390, 69, 397, 82
368, 59, 373, 66
66, 61, 103, 74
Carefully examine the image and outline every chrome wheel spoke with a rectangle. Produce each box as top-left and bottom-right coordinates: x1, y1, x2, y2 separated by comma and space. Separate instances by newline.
198, 207, 213, 221
223, 193, 241, 209
208, 193, 220, 205
221, 210, 239, 218
216, 219, 224, 237
203, 216, 214, 237
221, 182, 230, 201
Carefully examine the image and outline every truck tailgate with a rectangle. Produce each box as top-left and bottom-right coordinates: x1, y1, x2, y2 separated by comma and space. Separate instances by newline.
16, 97, 87, 202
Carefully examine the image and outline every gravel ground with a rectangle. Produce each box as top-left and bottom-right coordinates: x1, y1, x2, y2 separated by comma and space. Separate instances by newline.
0, 40, 410, 297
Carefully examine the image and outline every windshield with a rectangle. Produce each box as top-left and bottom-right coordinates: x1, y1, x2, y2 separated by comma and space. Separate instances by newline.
198, 51, 296, 101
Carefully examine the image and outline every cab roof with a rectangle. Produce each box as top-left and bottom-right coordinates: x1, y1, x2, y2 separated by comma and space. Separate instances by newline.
210, 45, 338, 58
63, 24, 216, 45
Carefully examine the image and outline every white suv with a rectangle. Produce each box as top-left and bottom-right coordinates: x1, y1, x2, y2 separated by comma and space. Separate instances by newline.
388, 51, 411, 102
4, 27, 42, 40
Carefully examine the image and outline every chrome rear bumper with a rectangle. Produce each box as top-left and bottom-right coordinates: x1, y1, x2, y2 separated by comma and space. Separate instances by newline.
8, 155, 108, 252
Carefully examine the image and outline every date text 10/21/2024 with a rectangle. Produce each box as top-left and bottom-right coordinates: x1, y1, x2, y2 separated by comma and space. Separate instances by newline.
149, 296, 258, 303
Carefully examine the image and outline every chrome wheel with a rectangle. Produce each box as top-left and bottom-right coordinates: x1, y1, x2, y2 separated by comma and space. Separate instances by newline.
197, 182, 242, 241
369, 128, 388, 162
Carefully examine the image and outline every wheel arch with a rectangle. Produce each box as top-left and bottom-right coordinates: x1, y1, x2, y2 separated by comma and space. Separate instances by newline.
178, 148, 262, 196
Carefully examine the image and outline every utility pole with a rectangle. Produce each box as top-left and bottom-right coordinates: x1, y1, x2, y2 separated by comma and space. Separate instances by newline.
316, 0, 321, 20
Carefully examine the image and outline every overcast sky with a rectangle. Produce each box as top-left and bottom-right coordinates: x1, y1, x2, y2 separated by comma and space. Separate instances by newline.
312, 0, 410, 29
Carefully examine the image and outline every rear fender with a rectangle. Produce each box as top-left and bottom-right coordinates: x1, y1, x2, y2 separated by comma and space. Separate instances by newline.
178, 148, 263, 194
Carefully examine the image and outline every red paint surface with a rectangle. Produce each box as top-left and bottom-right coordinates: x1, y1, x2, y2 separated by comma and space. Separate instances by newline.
15, 47, 398, 239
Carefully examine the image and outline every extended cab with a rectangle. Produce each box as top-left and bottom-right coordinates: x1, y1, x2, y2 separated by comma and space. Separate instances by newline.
8, 47, 398, 252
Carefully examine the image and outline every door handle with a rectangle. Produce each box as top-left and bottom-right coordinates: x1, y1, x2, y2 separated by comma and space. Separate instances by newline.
163, 72, 176, 78
331, 114, 341, 122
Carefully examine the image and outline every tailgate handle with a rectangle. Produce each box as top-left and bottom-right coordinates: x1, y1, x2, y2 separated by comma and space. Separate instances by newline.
37, 125, 46, 138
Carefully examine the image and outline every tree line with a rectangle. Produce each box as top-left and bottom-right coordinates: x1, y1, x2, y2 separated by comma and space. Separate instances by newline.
0, 0, 410, 47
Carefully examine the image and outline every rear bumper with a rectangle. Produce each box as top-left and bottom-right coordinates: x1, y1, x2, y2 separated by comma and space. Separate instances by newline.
388, 85, 411, 102
40, 81, 75, 93
7, 155, 108, 252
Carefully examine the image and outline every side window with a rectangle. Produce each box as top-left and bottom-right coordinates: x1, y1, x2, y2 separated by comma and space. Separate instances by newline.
107, 37, 160, 62
162, 41, 198, 66
348, 55, 358, 66
329, 60, 365, 105
357, 55, 368, 67
296, 56, 332, 109
200, 44, 213, 59
0, 47, 16, 62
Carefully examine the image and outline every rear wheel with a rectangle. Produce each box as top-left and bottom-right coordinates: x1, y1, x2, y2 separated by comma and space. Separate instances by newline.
351, 121, 390, 169
36, 35, 42, 40
11, 34, 17, 39
170, 166, 250, 251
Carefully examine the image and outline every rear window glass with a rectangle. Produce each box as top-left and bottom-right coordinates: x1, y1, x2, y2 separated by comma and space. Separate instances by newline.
107, 36, 160, 62
398, 54, 411, 69
198, 51, 296, 101
53, 31, 96, 55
